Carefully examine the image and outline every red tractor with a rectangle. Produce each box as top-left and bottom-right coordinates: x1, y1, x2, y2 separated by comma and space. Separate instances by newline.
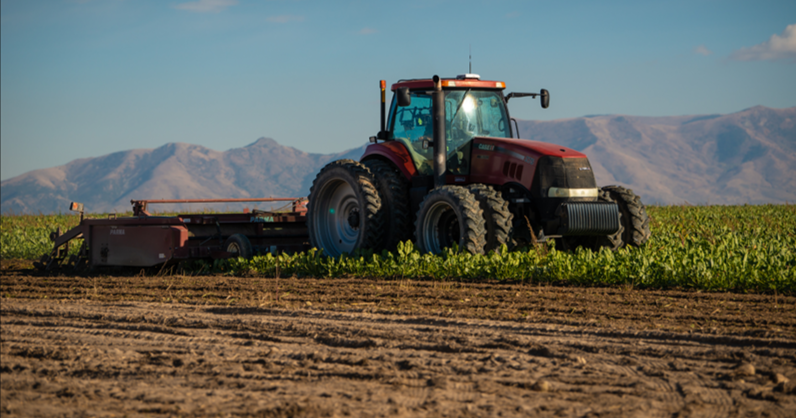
307, 75, 650, 256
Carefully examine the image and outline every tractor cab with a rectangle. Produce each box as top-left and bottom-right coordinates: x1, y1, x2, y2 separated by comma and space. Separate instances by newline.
384, 75, 511, 176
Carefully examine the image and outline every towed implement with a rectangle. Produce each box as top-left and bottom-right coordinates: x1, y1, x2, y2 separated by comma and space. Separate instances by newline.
36, 198, 309, 271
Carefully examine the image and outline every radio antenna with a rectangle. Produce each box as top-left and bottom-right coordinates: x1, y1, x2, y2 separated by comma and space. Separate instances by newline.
469, 44, 472, 73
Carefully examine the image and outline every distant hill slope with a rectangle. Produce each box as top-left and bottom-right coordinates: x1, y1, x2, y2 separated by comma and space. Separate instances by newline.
515, 105, 796, 205
2, 106, 794, 214
0, 138, 367, 214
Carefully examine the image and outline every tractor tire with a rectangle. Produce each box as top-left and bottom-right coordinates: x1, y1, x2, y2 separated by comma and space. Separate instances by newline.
415, 186, 486, 255
594, 188, 625, 251
363, 159, 412, 251
224, 234, 254, 259
467, 184, 513, 253
307, 159, 384, 257
601, 185, 651, 248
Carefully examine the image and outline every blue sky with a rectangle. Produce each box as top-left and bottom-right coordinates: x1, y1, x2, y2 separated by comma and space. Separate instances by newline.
2, 0, 795, 180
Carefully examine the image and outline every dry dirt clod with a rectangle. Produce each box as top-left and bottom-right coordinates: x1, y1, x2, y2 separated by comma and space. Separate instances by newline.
735, 363, 756, 377
532, 380, 551, 392
773, 373, 789, 385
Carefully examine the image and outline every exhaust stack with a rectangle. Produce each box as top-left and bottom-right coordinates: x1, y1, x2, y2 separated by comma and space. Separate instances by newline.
380, 79, 386, 135
432, 75, 446, 188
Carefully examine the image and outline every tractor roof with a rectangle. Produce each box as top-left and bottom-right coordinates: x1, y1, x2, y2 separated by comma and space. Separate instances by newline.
392, 75, 506, 91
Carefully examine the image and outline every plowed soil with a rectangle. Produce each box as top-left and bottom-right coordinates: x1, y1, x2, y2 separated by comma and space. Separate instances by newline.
1, 260, 795, 417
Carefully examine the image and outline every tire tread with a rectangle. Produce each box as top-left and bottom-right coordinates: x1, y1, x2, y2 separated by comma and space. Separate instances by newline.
467, 184, 513, 252
363, 159, 411, 250
602, 185, 651, 247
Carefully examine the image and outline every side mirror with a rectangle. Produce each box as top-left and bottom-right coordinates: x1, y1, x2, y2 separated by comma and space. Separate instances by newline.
540, 89, 550, 109
397, 87, 411, 107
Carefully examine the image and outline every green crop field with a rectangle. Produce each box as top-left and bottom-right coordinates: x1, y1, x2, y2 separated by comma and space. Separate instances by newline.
2, 205, 794, 292
1, 213, 84, 260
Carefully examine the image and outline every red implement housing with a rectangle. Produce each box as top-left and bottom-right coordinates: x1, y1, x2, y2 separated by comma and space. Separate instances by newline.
39, 198, 309, 270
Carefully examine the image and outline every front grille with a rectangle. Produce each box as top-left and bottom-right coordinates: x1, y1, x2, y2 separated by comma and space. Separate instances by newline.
561, 202, 620, 235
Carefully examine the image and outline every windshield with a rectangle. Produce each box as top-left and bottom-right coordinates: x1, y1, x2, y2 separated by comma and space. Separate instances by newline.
445, 90, 510, 142
388, 89, 509, 175
443, 90, 510, 175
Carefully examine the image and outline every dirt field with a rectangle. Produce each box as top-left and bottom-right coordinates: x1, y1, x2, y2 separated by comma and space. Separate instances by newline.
1, 261, 795, 417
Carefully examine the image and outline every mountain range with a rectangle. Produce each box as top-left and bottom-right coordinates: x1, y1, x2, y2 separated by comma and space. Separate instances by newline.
1, 105, 794, 214
0, 138, 366, 214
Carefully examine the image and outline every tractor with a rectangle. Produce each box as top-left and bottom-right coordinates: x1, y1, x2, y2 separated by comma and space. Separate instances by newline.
307, 74, 650, 257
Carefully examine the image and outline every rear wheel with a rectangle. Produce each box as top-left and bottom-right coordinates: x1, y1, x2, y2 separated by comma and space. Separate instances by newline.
307, 159, 384, 257
415, 186, 486, 255
363, 159, 411, 251
467, 184, 513, 253
224, 234, 254, 259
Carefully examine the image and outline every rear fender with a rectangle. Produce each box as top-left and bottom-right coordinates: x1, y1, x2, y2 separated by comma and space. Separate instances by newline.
361, 142, 417, 180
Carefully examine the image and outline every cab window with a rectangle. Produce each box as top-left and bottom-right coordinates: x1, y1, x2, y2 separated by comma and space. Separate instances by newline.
389, 93, 433, 174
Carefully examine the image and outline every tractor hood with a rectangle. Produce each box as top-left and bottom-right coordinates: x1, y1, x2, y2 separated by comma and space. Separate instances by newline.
470, 136, 594, 192
474, 137, 587, 159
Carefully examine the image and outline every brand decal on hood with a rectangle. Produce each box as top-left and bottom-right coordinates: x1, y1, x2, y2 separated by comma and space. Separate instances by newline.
477, 143, 535, 164
499, 146, 534, 164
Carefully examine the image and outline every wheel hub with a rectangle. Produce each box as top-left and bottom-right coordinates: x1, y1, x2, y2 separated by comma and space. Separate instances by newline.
347, 210, 360, 229
422, 201, 461, 253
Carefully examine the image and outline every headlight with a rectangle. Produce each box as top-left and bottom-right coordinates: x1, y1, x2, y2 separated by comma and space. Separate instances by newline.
548, 188, 599, 198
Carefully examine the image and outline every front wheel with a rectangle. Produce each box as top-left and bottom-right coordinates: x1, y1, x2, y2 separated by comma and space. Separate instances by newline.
415, 186, 486, 255
602, 185, 651, 248
307, 159, 384, 257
